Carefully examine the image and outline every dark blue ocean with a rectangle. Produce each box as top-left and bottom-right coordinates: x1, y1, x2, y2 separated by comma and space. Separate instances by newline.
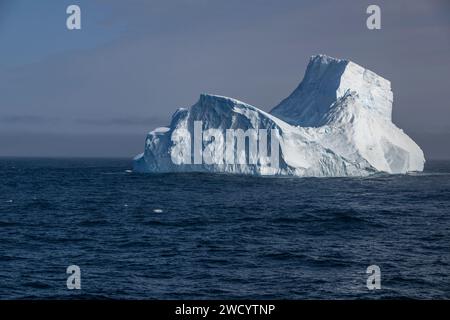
0, 158, 449, 299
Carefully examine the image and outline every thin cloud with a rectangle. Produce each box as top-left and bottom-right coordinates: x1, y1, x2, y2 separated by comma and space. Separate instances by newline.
0, 115, 59, 124
75, 116, 167, 127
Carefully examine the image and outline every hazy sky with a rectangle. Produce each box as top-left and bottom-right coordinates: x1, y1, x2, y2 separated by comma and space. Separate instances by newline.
0, 0, 449, 158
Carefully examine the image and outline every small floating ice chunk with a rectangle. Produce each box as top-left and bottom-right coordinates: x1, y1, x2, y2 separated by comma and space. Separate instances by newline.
153, 209, 163, 213
6, 200, 13, 203
125, 170, 132, 173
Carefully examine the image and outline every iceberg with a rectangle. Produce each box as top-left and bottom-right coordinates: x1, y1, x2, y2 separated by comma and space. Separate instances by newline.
133, 54, 425, 176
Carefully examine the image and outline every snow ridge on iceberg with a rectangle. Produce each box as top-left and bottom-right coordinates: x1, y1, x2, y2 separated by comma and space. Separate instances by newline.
134, 54, 425, 176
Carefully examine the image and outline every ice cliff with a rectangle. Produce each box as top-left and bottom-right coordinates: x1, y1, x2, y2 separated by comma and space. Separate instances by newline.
133, 54, 425, 176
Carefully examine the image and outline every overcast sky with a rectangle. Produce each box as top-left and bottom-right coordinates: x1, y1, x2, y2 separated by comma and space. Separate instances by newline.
0, 0, 449, 158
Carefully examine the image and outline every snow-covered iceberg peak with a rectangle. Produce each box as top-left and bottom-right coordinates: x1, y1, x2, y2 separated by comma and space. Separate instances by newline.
270, 54, 393, 127
134, 54, 425, 176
